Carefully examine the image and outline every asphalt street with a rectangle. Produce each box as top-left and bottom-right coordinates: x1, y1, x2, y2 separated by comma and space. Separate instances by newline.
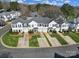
0, 24, 79, 58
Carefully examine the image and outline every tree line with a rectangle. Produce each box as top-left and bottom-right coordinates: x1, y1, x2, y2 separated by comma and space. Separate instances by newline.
0, 1, 77, 20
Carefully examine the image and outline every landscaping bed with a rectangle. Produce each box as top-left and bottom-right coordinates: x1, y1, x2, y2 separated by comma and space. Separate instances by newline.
49, 32, 67, 45
29, 33, 39, 47
63, 32, 79, 43
2, 31, 23, 47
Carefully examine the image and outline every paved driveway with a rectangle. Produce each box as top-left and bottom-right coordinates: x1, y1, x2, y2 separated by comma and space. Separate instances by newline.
44, 33, 62, 47
57, 32, 76, 45
37, 33, 50, 47
17, 37, 29, 48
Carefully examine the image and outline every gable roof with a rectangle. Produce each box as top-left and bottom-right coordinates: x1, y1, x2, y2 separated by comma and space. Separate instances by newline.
12, 17, 52, 24
31, 17, 51, 24
51, 15, 66, 25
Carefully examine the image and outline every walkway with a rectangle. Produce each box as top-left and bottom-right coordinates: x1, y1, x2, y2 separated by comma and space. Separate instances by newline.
44, 33, 62, 47
57, 32, 76, 45
37, 33, 50, 47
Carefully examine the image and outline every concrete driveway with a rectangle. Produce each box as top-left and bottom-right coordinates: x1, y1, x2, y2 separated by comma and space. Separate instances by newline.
37, 33, 50, 47
57, 32, 76, 45
44, 32, 62, 47
17, 37, 29, 48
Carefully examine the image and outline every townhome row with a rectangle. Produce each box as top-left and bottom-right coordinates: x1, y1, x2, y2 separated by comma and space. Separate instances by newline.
11, 16, 79, 33
0, 11, 21, 22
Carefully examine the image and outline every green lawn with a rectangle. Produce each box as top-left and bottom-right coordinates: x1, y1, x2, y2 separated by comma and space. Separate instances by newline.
49, 32, 68, 45
2, 32, 22, 47
29, 35, 39, 47
63, 32, 79, 43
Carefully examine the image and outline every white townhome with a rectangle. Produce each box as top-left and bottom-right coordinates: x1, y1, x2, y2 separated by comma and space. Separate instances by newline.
11, 17, 52, 32
54, 16, 69, 32
67, 17, 79, 32
75, 17, 79, 32
11, 16, 69, 33
48, 20, 60, 32
75, 23, 79, 32
60, 22, 69, 32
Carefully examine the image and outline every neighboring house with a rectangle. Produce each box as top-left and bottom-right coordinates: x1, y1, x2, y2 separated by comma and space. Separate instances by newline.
0, 11, 21, 22
75, 17, 79, 32
0, 19, 6, 29
75, 23, 79, 32
69, 17, 79, 32
31, 12, 40, 17
69, 21, 76, 31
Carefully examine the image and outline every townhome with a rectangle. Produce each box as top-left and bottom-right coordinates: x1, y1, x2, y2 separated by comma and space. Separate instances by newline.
48, 20, 60, 32
69, 17, 79, 32
11, 17, 52, 32
60, 22, 69, 32
75, 17, 79, 32
11, 16, 70, 33
53, 16, 69, 32
0, 19, 6, 29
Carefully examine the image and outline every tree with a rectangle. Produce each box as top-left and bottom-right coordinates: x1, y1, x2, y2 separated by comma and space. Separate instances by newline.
35, 3, 41, 12
10, 1, 19, 10
28, 5, 32, 11
0, 1, 3, 9
61, 3, 75, 20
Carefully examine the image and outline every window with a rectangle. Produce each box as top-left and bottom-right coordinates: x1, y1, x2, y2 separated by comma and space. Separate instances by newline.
40, 24, 42, 26
52, 24, 56, 27
62, 25, 66, 27
45, 24, 48, 27
18, 25, 21, 27
32, 25, 34, 27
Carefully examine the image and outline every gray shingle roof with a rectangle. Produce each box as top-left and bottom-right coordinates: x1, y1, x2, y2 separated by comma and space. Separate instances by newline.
51, 15, 66, 24
30, 17, 52, 24
12, 17, 52, 24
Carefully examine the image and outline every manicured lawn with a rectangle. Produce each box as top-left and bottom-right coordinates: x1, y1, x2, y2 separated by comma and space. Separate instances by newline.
49, 32, 67, 45
2, 31, 22, 47
63, 32, 79, 43
29, 35, 39, 47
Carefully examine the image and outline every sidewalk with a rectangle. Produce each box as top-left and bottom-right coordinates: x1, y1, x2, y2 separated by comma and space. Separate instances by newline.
37, 33, 50, 47
44, 33, 62, 47
57, 32, 76, 45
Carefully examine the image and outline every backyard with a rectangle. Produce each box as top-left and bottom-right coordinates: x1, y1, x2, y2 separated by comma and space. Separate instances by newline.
2, 31, 23, 47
